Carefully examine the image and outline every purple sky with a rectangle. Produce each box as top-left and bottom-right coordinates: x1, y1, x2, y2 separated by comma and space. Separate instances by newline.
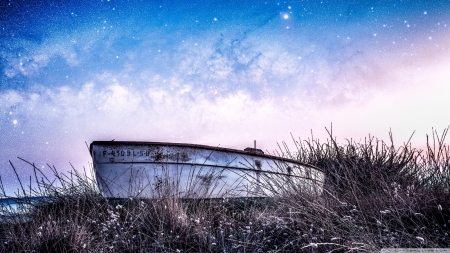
1, 0, 450, 195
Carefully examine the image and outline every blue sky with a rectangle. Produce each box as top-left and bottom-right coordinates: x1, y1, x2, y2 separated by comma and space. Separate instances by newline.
1, 0, 450, 195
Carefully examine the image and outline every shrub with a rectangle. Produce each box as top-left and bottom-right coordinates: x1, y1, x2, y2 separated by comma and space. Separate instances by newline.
1, 127, 449, 252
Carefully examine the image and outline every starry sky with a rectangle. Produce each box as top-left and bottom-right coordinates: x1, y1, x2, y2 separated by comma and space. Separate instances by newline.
1, 0, 450, 195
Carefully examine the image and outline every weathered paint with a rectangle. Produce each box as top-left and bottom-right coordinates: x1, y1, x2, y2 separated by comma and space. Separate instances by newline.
90, 141, 324, 199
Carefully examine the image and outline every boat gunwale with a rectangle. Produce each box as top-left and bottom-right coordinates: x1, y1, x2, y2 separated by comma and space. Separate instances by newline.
89, 141, 324, 173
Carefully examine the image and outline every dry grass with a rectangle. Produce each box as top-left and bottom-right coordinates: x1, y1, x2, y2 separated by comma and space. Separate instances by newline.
1, 127, 450, 252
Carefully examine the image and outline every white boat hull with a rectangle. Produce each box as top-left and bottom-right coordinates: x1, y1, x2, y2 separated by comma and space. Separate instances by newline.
90, 142, 324, 199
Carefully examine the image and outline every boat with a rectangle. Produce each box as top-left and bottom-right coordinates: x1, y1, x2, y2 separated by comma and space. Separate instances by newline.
90, 141, 324, 199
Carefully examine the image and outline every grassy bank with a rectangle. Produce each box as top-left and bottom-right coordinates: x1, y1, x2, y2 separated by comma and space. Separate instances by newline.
1, 128, 450, 252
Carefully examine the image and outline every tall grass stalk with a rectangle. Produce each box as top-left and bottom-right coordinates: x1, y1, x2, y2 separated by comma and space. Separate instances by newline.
1, 128, 450, 252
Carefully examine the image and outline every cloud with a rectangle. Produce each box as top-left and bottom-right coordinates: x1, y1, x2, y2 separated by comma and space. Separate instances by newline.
0, 79, 307, 195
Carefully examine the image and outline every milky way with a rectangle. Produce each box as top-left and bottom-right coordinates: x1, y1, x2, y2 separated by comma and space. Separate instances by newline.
1, 0, 450, 195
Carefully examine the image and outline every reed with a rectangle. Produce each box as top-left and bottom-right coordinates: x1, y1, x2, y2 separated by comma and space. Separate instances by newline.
1, 127, 449, 252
